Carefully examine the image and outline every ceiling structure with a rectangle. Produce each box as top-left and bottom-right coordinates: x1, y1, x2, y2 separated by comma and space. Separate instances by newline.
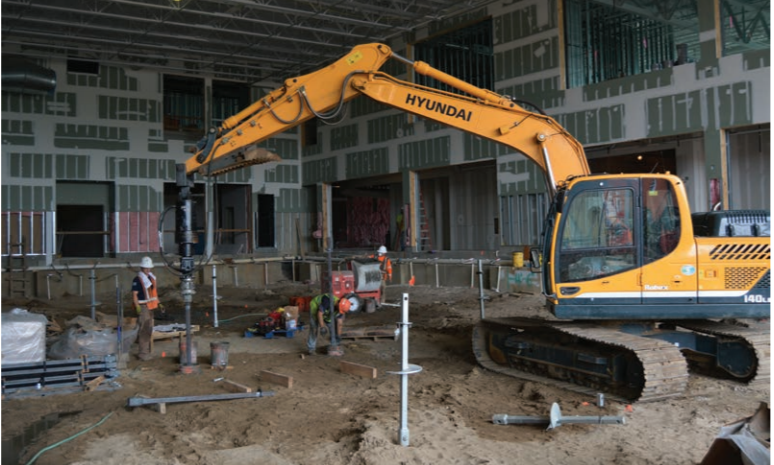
1, 0, 769, 84
1, 0, 494, 83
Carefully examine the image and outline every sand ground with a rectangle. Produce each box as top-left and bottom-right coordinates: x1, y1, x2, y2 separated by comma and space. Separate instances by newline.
2, 281, 769, 465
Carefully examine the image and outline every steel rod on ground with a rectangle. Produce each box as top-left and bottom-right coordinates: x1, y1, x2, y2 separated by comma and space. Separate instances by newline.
492, 403, 625, 430
127, 390, 275, 407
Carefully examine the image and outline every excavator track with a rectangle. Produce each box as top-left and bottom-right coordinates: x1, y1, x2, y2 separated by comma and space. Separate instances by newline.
674, 320, 770, 388
473, 318, 690, 403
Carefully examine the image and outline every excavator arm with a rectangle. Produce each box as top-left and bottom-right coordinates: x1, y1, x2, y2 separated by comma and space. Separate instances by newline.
185, 43, 589, 190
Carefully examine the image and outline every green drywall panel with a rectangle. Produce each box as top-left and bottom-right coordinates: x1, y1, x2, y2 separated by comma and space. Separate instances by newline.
119, 185, 129, 210
496, 36, 559, 80
55, 155, 89, 180
330, 124, 359, 151
138, 159, 148, 179
57, 182, 110, 209
67, 66, 138, 90
266, 164, 299, 184
21, 186, 32, 211
129, 185, 138, 210
398, 136, 450, 170
555, 105, 624, 145
8, 185, 19, 210
583, 69, 672, 102
257, 138, 298, 160
646, 83, 751, 137
346, 148, 390, 178
54, 124, 129, 150
367, 114, 415, 144
718, 82, 752, 127
744, 49, 770, 70
599, 106, 624, 141
139, 185, 148, 210
276, 188, 310, 213
463, 133, 498, 161
498, 77, 564, 110
2, 120, 35, 146
499, 157, 545, 195
302, 157, 337, 185
3, 134, 35, 147
148, 142, 168, 152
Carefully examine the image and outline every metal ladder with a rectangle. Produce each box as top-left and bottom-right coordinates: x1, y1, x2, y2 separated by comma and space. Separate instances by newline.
418, 192, 433, 252
6, 241, 29, 298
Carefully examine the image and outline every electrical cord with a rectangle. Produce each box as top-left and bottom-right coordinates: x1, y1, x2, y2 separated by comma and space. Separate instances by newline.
25, 411, 114, 465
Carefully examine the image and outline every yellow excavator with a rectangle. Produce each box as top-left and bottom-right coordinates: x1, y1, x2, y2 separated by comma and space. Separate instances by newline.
177, 43, 770, 402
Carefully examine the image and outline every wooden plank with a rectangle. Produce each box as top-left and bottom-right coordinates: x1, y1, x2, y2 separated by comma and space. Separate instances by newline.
340, 361, 377, 379
260, 370, 293, 389
341, 326, 398, 341
221, 379, 253, 393
84, 375, 105, 392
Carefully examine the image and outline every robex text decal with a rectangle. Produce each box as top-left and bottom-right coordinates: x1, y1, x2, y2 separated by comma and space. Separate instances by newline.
405, 94, 473, 122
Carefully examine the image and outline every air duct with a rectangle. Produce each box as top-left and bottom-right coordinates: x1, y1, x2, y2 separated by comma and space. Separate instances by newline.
2, 56, 57, 95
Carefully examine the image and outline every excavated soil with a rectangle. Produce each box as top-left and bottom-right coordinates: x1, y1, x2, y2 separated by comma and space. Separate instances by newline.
1, 281, 769, 465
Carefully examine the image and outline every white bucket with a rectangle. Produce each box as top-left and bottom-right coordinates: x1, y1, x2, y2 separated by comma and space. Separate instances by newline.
286, 319, 297, 331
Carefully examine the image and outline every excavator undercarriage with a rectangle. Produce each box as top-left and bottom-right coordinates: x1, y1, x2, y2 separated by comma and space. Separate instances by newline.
473, 318, 769, 403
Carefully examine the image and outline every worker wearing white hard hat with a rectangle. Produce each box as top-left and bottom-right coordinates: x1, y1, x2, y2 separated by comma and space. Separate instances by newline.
369, 245, 392, 302
131, 256, 162, 361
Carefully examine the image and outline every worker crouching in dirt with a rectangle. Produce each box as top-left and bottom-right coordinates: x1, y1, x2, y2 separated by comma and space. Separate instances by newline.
307, 294, 351, 356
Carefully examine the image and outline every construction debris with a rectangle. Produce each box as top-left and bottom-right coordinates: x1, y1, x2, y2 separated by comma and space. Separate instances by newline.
700, 402, 770, 465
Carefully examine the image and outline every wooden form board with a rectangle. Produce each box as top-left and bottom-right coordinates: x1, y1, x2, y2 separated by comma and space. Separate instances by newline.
260, 370, 293, 388
221, 379, 253, 393
339, 361, 377, 379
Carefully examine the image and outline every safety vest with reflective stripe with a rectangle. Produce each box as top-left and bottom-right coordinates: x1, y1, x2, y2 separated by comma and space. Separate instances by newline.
136, 274, 159, 310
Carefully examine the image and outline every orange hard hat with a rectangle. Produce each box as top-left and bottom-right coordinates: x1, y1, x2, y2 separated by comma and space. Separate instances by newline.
338, 298, 351, 313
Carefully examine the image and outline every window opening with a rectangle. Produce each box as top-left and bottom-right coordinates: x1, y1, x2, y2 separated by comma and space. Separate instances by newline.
564, 0, 680, 87
163, 75, 205, 137
414, 19, 494, 93
212, 80, 250, 128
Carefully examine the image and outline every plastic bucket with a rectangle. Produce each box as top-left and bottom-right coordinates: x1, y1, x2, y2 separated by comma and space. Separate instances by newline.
285, 319, 297, 331
179, 338, 198, 365
512, 252, 524, 268
210, 341, 230, 369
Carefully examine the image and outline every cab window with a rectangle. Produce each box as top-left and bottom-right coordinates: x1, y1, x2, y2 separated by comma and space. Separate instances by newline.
558, 188, 636, 282
643, 178, 680, 263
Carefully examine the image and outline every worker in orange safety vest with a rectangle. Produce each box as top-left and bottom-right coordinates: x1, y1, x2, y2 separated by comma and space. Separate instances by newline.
369, 245, 392, 301
132, 256, 162, 361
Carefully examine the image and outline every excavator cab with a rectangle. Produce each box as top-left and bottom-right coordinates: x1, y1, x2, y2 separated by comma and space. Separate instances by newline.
545, 174, 697, 319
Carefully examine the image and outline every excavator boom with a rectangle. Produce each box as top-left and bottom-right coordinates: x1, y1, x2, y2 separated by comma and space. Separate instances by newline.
185, 43, 588, 189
